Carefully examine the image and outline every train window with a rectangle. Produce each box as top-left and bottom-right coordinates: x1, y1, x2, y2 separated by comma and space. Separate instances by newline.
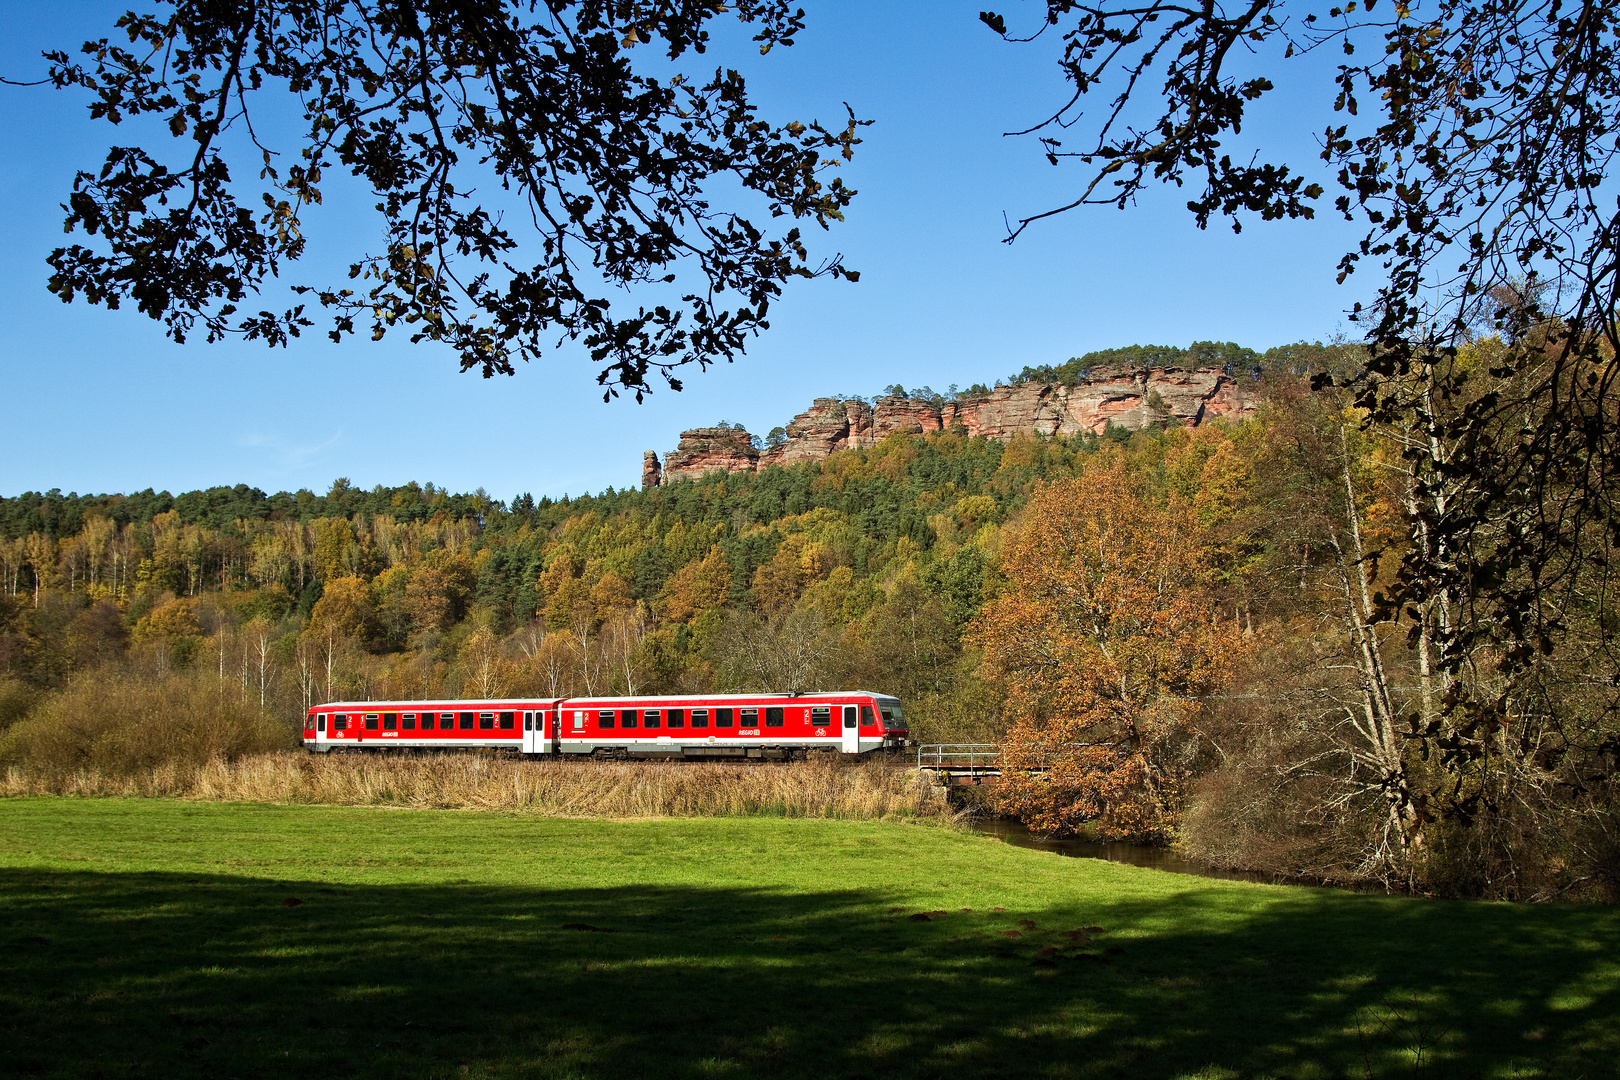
764, 707, 783, 727
861, 706, 876, 727
667, 709, 684, 729
644, 710, 660, 729
365, 714, 380, 730
598, 710, 615, 729
459, 712, 476, 730
479, 713, 495, 729
810, 707, 832, 727
317, 714, 326, 732
499, 711, 515, 730
573, 712, 585, 731
844, 706, 857, 729
716, 708, 734, 728
383, 713, 398, 731
524, 712, 533, 731
419, 713, 434, 730
403, 714, 416, 730
620, 709, 638, 729
691, 709, 709, 729
741, 708, 759, 728
333, 714, 348, 731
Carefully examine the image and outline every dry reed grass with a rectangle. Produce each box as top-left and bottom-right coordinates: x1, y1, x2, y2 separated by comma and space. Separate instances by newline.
2, 751, 956, 823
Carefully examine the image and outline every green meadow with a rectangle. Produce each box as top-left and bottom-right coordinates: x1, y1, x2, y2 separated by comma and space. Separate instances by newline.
2, 798, 1616, 1079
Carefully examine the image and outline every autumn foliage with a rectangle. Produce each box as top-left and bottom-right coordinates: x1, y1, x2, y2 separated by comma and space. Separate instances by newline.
8, 370, 1619, 896
971, 453, 1247, 839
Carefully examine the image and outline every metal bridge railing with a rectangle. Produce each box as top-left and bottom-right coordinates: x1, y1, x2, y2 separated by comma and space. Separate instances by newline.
915, 742, 1118, 770
915, 744, 1001, 770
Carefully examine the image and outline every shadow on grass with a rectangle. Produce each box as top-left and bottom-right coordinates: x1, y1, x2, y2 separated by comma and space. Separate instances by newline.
2, 868, 1617, 1079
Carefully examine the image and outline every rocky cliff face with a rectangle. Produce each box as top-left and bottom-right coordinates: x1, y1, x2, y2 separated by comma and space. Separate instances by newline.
941, 366, 1252, 438
658, 427, 760, 484
647, 366, 1255, 487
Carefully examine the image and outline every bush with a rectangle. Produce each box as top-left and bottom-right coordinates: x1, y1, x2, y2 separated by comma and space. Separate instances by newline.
0, 668, 293, 777
0, 677, 38, 734
1573, 803, 1620, 903
1180, 752, 1380, 883
1177, 642, 1400, 884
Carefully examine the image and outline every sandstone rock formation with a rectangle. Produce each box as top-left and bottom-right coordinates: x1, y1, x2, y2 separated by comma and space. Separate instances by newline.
660, 427, 760, 484
941, 366, 1252, 438
642, 451, 662, 490
644, 366, 1255, 488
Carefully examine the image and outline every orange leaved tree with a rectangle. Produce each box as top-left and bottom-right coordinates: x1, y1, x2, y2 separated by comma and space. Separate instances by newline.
970, 453, 1247, 840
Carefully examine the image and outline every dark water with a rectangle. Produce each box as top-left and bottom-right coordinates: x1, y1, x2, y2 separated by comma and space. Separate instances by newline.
973, 817, 1283, 885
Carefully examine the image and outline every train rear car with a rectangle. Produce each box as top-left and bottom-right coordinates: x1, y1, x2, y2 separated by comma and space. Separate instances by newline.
305, 699, 561, 753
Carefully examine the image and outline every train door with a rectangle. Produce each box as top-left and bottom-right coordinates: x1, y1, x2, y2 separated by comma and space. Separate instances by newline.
522, 707, 553, 755
841, 704, 861, 754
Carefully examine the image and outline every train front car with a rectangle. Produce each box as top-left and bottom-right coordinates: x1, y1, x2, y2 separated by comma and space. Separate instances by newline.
554, 690, 907, 759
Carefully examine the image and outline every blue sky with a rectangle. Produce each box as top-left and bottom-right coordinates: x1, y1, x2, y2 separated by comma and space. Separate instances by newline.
0, 1, 1363, 503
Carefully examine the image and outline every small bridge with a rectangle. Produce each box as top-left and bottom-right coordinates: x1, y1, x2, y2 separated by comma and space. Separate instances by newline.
916, 742, 1111, 785
915, 744, 1008, 786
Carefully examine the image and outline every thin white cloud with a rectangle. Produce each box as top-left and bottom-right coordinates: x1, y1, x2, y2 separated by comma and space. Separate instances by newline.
234, 430, 344, 471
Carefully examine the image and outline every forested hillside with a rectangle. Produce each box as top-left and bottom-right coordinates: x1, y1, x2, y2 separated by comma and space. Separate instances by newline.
4, 345, 1617, 901
0, 425, 1089, 745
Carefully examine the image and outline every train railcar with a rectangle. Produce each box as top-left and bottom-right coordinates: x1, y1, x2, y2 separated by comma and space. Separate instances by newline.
302, 691, 907, 759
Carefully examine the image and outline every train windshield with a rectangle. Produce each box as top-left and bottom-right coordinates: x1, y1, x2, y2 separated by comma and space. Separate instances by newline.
878, 699, 905, 730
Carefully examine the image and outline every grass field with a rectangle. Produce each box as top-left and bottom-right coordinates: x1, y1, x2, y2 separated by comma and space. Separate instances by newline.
2, 799, 1617, 1079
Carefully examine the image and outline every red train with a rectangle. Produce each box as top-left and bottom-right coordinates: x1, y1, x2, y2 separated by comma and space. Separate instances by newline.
302, 690, 908, 759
